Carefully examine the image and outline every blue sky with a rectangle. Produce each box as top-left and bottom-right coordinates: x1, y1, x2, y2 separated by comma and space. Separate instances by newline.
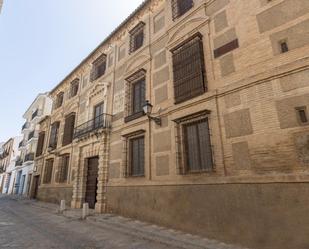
0, 0, 143, 142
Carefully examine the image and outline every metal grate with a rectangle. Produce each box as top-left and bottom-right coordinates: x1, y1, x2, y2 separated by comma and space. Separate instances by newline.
129, 22, 145, 54
35, 132, 45, 157
174, 112, 214, 174
90, 54, 107, 82
73, 113, 112, 139
172, 34, 206, 104
43, 159, 54, 184
172, 0, 193, 20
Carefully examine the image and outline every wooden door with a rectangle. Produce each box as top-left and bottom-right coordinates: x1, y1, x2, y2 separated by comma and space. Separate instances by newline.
85, 157, 99, 209
32, 175, 40, 199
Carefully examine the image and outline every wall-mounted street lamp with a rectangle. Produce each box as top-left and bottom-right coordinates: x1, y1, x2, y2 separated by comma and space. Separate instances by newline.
143, 100, 162, 126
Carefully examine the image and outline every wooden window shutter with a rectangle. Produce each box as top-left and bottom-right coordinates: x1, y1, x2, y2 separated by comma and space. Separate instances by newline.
172, 34, 206, 104
36, 132, 45, 157
44, 159, 53, 184
49, 122, 60, 149
59, 155, 70, 183
62, 114, 76, 146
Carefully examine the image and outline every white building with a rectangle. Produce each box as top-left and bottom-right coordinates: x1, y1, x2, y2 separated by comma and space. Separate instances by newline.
0, 136, 23, 194
0, 0, 3, 14
15, 93, 52, 196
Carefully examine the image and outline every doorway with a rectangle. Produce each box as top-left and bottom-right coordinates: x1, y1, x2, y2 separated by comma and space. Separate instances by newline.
32, 175, 40, 199
85, 157, 99, 209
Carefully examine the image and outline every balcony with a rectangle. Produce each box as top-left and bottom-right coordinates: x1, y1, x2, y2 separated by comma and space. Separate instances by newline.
24, 153, 35, 162
22, 122, 30, 131
74, 113, 112, 139
31, 109, 43, 120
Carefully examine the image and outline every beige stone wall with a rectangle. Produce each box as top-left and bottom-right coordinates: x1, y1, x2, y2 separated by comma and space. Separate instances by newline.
34, 0, 309, 247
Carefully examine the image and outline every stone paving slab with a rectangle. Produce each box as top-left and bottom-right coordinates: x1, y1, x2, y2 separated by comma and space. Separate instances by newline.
14, 196, 249, 249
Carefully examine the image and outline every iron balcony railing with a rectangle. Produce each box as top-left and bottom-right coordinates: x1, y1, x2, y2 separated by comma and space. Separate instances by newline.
74, 113, 112, 139
24, 153, 35, 162
22, 122, 30, 130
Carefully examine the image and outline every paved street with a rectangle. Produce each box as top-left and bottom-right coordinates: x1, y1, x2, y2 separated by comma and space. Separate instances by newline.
0, 195, 244, 249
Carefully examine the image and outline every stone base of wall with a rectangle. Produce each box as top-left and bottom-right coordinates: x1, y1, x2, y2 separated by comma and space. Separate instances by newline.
37, 186, 73, 205
106, 183, 309, 249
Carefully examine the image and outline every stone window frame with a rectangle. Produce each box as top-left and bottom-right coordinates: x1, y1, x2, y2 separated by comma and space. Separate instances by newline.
122, 130, 146, 178
54, 92, 64, 109
173, 110, 215, 175
124, 69, 147, 123
295, 106, 309, 125
69, 78, 80, 98
129, 22, 145, 54
90, 54, 107, 82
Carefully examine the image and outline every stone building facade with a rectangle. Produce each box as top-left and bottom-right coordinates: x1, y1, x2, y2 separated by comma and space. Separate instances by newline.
34, 0, 309, 248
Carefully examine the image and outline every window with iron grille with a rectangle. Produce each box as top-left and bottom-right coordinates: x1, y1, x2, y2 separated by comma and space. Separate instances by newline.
55, 92, 64, 109
70, 79, 79, 98
124, 70, 146, 123
49, 122, 60, 150
58, 154, 70, 183
62, 113, 76, 146
129, 22, 145, 54
43, 159, 54, 184
174, 111, 214, 174
172, 34, 207, 104
172, 0, 193, 20
36, 132, 45, 157
90, 54, 107, 82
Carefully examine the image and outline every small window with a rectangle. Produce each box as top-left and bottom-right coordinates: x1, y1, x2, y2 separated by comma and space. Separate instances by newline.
55, 92, 64, 109
280, 40, 289, 53
43, 159, 54, 184
129, 22, 145, 53
296, 107, 308, 124
172, 0, 193, 20
129, 136, 145, 177
90, 54, 107, 82
70, 79, 79, 98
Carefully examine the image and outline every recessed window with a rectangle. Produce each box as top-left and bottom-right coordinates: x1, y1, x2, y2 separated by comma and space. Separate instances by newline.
174, 111, 214, 174
124, 70, 146, 123
58, 154, 70, 183
90, 54, 107, 82
49, 122, 60, 150
172, 0, 193, 20
296, 107, 308, 124
62, 113, 76, 146
55, 92, 64, 109
129, 22, 145, 53
129, 136, 145, 177
70, 79, 79, 98
280, 40, 289, 53
43, 159, 54, 184
172, 34, 207, 104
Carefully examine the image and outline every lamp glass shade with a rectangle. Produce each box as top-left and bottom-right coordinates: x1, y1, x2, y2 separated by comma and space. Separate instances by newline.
143, 100, 153, 115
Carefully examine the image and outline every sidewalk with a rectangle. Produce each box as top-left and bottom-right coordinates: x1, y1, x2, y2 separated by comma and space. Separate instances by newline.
14, 196, 248, 249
